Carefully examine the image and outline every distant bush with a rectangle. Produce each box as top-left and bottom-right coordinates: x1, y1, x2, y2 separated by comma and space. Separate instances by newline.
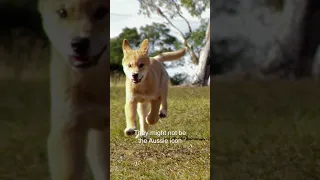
170, 73, 188, 85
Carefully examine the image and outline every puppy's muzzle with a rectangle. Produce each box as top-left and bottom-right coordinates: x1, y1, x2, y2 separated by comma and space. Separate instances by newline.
68, 36, 106, 71
71, 37, 90, 57
131, 73, 143, 84
132, 73, 138, 79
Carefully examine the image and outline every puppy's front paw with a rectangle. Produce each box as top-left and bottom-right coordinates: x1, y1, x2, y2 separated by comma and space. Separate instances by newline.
124, 127, 136, 136
146, 115, 159, 125
159, 109, 167, 118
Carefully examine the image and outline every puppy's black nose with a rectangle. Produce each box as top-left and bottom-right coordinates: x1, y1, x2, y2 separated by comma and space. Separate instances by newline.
71, 37, 90, 56
132, 73, 138, 79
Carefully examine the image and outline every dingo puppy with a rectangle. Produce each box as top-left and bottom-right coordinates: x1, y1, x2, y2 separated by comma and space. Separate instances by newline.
122, 39, 186, 138
38, 0, 109, 179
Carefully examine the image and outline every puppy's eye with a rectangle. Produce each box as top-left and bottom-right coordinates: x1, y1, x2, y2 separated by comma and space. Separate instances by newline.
56, 8, 68, 19
128, 64, 132, 68
93, 7, 108, 20
139, 64, 144, 68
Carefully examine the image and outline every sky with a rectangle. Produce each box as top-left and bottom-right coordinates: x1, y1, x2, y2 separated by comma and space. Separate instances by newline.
110, 0, 210, 38
110, 0, 210, 78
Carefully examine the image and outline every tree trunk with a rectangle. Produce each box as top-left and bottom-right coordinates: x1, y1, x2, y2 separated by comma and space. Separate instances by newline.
261, 0, 320, 79
296, 1, 320, 78
260, 0, 308, 79
191, 22, 210, 86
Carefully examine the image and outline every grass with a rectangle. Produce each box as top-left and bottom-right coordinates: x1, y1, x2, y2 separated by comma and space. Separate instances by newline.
212, 81, 320, 179
5, 69, 320, 179
110, 86, 210, 179
0, 80, 50, 179
110, 72, 126, 87
0, 78, 210, 179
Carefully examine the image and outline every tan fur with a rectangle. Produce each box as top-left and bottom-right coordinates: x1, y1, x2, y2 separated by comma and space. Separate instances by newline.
122, 39, 186, 138
38, 0, 109, 179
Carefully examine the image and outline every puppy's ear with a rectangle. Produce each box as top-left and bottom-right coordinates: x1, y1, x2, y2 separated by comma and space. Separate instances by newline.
139, 39, 149, 55
122, 39, 132, 54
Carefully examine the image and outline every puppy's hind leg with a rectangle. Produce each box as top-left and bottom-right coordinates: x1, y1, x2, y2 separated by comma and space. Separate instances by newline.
159, 84, 168, 119
47, 123, 87, 180
86, 128, 109, 180
137, 102, 149, 138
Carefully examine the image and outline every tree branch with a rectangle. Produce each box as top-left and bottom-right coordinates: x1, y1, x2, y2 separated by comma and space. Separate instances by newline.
140, 0, 199, 63
155, 6, 198, 63
173, 2, 193, 35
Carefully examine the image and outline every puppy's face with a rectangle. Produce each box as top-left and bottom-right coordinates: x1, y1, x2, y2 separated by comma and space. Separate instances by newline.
38, 0, 109, 72
122, 39, 150, 84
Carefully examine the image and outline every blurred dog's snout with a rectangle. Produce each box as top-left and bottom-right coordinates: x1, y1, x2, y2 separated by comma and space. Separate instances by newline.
132, 73, 138, 79
71, 37, 90, 56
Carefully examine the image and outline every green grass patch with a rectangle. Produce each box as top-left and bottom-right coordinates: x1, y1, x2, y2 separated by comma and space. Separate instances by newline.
212, 81, 320, 179
110, 86, 210, 179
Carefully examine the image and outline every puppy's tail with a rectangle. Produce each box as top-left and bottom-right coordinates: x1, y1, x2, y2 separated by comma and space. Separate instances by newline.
153, 47, 186, 62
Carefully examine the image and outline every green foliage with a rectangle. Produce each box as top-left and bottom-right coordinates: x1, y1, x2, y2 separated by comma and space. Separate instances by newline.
118, 28, 141, 48
139, 23, 181, 57
138, 0, 209, 18
110, 28, 140, 73
185, 20, 208, 56
180, 0, 210, 17
140, 23, 177, 52
110, 23, 184, 73
110, 38, 124, 73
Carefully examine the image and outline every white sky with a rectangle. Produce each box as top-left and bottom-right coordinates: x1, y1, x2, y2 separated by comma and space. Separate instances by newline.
110, 0, 210, 77
110, 0, 210, 38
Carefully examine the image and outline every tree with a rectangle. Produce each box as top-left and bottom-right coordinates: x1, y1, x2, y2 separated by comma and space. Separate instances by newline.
137, 0, 210, 85
261, 0, 320, 79
210, 0, 320, 80
138, 0, 209, 64
191, 21, 210, 85
186, 19, 208, 60
139, 22, 178, 57
110, 28, 140, 73
118, 27, 141, 47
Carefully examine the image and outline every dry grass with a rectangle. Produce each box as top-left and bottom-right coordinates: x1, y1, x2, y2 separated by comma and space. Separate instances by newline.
110, 72, 126, 87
